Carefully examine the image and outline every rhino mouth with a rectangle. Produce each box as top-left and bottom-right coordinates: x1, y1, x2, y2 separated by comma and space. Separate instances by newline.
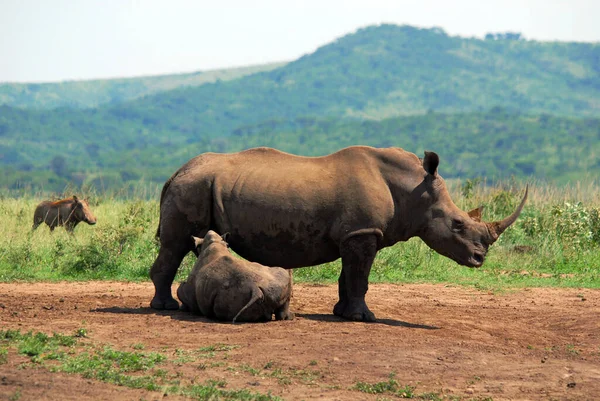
465, 252, 484, 268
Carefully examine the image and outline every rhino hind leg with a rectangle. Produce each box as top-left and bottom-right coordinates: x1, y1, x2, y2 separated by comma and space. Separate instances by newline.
232, 287, 264, 323
150, 244, 189, 310
333, 235, 378, 322
176, 282, 193, 312
274, 300, 294, 321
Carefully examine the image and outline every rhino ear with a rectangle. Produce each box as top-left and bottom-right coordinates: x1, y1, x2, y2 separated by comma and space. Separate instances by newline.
467, 206, 484, 222
423, 151, 439, 176
192, 236, 204, 248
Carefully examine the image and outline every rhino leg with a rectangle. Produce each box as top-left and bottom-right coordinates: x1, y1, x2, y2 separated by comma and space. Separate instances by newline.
150, 244, 189, 310
176, 282, 192, 312
333, 235, 377, 322
275, 300, 294, 321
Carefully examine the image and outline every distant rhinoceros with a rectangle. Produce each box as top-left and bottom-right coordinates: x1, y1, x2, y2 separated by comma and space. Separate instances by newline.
32, 196, 97, 233
176, 230, 294, 323
151, 146, 527, 321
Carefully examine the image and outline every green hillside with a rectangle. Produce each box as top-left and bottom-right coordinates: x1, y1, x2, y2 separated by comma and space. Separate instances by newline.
1, 24, 600, 193
1, 109, 599, 192
101, 25, 599, 138
0, 62, 285, 109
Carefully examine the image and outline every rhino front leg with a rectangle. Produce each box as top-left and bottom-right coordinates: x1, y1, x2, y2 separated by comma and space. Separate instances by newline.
150, 244, 188, 310
333, 235, 378, 322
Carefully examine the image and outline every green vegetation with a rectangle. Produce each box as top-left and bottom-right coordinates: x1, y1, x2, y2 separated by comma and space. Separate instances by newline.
1, 181, 599, 290
1, 109, 600, 192
0, 329, 279, 400
353, 373, 417, 398
1, 24, 600, 192
0, 62, 285, 109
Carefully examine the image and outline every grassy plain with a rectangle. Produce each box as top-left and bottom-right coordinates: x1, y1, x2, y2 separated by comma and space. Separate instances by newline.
1, 180, 599, 290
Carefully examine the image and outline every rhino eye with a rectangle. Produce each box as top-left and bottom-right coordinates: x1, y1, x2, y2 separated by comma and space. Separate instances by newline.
451, 219, 465, 233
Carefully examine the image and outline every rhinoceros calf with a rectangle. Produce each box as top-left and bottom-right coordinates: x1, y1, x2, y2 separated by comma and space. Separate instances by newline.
177, 230, 294, 323
32, 196, 97, 233
151, 146, 527, 322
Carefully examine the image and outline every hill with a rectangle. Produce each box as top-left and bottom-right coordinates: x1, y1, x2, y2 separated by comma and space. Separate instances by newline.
1, 24, 600, 192
1, 109, 598, 192
0, 62, 285, 109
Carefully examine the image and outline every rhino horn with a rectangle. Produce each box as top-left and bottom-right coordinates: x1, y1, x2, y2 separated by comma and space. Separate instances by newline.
488, 185, 528, 240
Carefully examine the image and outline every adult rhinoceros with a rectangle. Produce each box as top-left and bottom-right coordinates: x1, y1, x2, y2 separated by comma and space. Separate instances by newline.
150, 146, 527, 321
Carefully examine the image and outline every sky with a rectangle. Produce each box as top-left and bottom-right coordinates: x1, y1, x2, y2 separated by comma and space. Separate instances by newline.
1, 0, 599, 83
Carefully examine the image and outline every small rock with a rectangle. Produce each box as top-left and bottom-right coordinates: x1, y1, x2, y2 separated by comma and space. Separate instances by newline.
567, 382, 576, 388
541, 356, 548, 363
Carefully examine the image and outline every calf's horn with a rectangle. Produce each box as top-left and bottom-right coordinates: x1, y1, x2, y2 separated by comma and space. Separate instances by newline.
489, 185, 529, 238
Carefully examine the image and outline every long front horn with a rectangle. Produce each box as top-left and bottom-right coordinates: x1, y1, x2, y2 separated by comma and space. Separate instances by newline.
489, 185, 529, 238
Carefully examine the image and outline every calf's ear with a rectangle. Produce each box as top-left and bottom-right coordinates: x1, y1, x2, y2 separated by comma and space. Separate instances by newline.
221, 232, 230, 242
191, 236, 204, 248
423, 151, 439, 176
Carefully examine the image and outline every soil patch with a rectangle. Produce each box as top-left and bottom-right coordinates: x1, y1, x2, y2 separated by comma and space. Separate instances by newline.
1, 282, 599, 400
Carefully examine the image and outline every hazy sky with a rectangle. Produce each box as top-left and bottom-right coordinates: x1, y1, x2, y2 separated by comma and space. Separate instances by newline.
1, 0, 599, 83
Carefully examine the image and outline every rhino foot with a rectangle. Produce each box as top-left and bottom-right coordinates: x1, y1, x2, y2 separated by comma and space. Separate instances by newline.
333, 300, 376, 322
275, 310, 295, 321
150, 296, 180, 310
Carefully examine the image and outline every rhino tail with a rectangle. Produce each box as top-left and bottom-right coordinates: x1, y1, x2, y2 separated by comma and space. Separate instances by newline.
232, 287, 264, 324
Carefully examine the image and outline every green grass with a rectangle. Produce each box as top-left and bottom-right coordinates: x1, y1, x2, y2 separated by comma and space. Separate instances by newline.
0, 329, 279, 400
1, 180, 600, 290
353, 373, 416, 398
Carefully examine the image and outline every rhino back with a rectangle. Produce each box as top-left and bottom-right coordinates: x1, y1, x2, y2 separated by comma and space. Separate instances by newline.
194, 256, 265, 321
165, 146, 425, 267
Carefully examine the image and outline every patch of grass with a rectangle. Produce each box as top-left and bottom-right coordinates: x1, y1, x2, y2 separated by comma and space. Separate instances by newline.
238, 363, 262, 376
352, 373, 448, 400
2, 183, 600, 290
0, 346, 8, 364
58, 353, 163, 390
180, 382, 281, 400
566, 344, 580, 355
198, 343, 240, 353
353, 373, 414, 397
8, 388, 21, 401
1, 329, 277, 400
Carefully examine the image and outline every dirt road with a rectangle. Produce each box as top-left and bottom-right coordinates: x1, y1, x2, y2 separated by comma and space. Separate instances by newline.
1, 282, 599, 400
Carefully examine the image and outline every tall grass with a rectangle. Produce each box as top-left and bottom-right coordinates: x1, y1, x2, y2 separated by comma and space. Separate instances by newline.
1, 180, 599, 289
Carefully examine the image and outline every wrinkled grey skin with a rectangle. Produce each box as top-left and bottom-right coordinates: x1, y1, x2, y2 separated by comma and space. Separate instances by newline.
32, 196, 97, 233
177, 230, 294, 323
151, 146, 527, 321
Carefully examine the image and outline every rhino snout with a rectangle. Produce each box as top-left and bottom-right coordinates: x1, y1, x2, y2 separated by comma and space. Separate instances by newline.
467, 252, 485, 268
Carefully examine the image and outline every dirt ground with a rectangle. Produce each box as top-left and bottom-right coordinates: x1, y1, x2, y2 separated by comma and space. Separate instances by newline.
0, 282, 599, 401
